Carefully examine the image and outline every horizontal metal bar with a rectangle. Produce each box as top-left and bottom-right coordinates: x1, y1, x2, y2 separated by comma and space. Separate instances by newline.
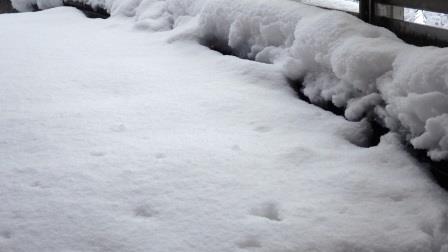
375, 0, 448, 13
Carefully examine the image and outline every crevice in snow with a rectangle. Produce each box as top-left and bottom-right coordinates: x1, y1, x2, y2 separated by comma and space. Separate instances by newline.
288, 78, 389, 148
288, 78, 345, 116
407, 145, 448, 190
200, 36, 235, 57
201, 38, 390, 148
30, 3, 38, 11
63, 0, 109, 18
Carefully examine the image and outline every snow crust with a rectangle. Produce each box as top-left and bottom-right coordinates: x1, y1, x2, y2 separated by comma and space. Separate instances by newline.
2, 4, 448, 252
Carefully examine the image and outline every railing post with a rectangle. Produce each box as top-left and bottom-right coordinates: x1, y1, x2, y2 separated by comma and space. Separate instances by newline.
359, 0, 375, 23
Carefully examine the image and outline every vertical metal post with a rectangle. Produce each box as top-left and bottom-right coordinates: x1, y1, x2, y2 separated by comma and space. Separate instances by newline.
0, 0, 15, 13
359, 0, 369, 22
359, 0, 375, 23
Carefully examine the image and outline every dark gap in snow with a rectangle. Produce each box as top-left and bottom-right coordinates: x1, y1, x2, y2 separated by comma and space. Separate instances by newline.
287, 78, 345, 116
203, 36, 394, 149
29, 1, 109, 18
406, 145, 448, 190
0, 0, 16, 13
288, 78, 389, 148
367, 117, 390, 147
31, 3, 38, 11
63, 0, 110, 19
201, 37, 245, 58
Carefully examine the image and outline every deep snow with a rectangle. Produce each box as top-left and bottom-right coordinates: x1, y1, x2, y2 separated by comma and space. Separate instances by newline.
1, 5, 448, 252
10, 0, 448, 162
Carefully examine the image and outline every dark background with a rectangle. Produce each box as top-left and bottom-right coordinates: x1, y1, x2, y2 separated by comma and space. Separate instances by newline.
0, 0, 16, 13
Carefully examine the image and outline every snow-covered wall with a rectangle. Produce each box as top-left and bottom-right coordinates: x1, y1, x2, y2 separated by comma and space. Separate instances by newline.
10, 0, 448, 162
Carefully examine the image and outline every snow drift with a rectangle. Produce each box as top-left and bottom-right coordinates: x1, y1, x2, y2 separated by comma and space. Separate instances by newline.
10, 0, 448, 161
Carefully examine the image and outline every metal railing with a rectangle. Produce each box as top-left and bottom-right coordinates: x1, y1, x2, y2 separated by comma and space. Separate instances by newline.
359, 0, 448, 47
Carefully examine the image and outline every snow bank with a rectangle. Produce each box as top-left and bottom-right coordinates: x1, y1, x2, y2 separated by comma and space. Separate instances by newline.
4, 4, 448, 251
11, 0, 448, 161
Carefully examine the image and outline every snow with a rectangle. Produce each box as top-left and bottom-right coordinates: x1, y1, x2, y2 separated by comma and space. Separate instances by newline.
296, 0, 358, 13
23, 0, 446, 161
191, 0, 448, 161
2, 1, 448, 252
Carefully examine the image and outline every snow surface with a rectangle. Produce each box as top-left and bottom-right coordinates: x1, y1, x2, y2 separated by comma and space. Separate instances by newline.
10, 0, 448, 161
2, 2, 448, 252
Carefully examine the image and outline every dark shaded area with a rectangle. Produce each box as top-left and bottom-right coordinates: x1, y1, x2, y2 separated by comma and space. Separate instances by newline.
289, 76, 448, 189
31, 3, 38, 11
288, 78, 389, 147
368, 117, 390, 146
200, 37, 234, 56
406, 146, 448, 190
63, 0, 109, 19
199, 36, 254, 61
0, 0, 16, 13
288, 78, 345, 116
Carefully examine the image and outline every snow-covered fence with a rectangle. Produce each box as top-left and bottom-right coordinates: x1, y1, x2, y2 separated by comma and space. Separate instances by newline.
359, 0, 448, 46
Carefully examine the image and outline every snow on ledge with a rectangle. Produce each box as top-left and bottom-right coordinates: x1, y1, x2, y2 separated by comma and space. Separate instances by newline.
10, 0, 448, 162
297, 0, 358, 13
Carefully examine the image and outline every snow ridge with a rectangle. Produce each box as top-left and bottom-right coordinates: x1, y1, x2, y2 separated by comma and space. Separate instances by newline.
11, 0, 448, 162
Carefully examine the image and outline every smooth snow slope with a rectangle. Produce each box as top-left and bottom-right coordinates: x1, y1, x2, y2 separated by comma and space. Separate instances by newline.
1, 7, 448, 252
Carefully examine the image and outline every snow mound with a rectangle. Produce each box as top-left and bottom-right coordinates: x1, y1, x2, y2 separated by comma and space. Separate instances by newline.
10, 0, 448, 161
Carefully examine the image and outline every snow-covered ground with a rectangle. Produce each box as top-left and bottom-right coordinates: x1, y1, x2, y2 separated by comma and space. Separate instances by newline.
2, 1, 448, 252
10, 0, 448, 162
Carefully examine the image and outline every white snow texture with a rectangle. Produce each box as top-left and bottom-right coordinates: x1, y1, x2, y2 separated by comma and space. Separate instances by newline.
3, 1, 448, 252
11, 0, 448, 161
